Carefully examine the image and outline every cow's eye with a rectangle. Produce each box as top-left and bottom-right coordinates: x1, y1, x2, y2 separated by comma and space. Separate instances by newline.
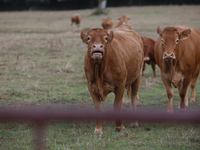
161, 39, 165, 44
87, 36, 91, 41
175, 39, 179, 44
104, 36, 108, 42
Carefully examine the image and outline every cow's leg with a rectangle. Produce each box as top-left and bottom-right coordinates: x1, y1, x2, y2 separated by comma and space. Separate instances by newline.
114, 86, 125, 132
189, 75, 199, 102
161, 72, 174, 113
184, 87, 189, 108
190, 65, 200, 102
89, 88, 103, 134
190, 80, 196, 102
130, 76, 140, 128
178, 78, 191, 111
142, 62, 146, 76
151, 64, 156, 77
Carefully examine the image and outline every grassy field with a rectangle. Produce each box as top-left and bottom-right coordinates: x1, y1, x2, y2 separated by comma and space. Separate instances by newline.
0, 5, 200, 150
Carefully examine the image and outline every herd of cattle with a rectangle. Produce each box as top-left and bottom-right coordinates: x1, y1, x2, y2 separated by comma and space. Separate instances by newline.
72, 14, 200, 134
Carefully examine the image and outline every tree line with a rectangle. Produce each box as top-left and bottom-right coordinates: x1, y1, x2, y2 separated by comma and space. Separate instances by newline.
0, 0, 199, 11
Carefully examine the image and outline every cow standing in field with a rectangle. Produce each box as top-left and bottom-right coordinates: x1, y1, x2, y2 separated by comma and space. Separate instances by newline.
101, 17, 113, 30
115, 16, 132, 30
154, 24, 200, 113
80, 25, 144, 134
140, 35, 156, 77
71, 14, 81, 28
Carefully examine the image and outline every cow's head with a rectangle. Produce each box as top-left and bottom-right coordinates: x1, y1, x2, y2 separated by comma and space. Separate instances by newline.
141, 36, 152, 62
81, 28, 113, 60
117, 16, 131, 28
157, 26, 191, 61
102, 17, 112, 24
143, 45, 151, 62
118, 15, 130, 23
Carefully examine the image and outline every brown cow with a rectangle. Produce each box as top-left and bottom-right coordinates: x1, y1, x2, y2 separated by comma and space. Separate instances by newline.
154, 24, 200, 113
140, 35, 156, 77
81, 25, 144, 134
101, 17, 113, 30
71, 14, 81, 27
115, 16, 132, 30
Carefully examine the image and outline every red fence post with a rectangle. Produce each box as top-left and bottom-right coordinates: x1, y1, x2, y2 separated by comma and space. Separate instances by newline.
35, 121, 46, 150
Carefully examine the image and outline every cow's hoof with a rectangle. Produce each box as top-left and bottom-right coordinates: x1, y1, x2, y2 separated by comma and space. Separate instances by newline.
115, 129, 121, 132
179, 107, 187, 112
130, 122, 139, 128
115, 126, 125, 132
94, 129, 103, 134
190, 98, 195, 102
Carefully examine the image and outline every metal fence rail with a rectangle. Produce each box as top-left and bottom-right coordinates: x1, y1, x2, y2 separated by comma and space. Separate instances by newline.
0, 108, 200, 150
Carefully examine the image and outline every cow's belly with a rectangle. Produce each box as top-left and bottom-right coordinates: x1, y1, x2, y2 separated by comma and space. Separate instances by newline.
90, 82, 115, 101
103, 82, 115, 93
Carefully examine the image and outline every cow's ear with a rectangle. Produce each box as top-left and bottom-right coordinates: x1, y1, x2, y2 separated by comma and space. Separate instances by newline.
127, 17, 131, 20
80, 31, 88, 44
179, 29, 191, 40
107, 31, 114, 44
157, 26, 162, 36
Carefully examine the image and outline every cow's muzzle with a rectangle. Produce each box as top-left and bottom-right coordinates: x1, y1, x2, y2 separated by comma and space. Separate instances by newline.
144, 57, 150, 62
91, 44, 104, 59
163, 52, 176, 60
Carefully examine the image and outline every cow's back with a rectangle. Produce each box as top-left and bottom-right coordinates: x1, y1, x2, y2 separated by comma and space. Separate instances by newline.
107, 27, 143, 84
140, 35, 155, 46
179, 26, 200, 69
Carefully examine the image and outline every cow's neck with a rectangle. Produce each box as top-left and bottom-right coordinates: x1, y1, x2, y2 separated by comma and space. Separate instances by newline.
91, 60, 107, 101
163, 57, 182, 73
91, 59, 106, 76
163, 59, 185, 88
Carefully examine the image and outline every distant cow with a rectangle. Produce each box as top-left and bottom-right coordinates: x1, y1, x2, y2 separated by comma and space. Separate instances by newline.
71, 14, 81, 27
101, 17, 113, 30
154, 24, 200, 113
115, 16, 132, 30
81, 25, 143, 134
140, 35, 156, 77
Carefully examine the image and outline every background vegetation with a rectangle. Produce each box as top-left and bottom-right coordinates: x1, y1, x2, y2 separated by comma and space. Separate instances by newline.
0, 5, 200, 149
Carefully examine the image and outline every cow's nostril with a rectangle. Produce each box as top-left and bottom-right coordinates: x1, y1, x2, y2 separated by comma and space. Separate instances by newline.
164, 52, 174, 56
163, 52, 175, 60
92, 44, 104, 50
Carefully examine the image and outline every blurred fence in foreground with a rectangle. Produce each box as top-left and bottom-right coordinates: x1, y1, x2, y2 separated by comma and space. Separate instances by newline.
0, 108, 200, 150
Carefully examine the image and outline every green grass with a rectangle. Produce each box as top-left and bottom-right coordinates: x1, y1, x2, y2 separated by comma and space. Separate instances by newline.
0, 5, 200, 149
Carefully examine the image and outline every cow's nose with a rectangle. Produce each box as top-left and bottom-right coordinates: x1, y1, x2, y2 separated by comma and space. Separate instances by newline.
163, 52, 175, 60
92, 44, 104, 50
144, 57, 150, 61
